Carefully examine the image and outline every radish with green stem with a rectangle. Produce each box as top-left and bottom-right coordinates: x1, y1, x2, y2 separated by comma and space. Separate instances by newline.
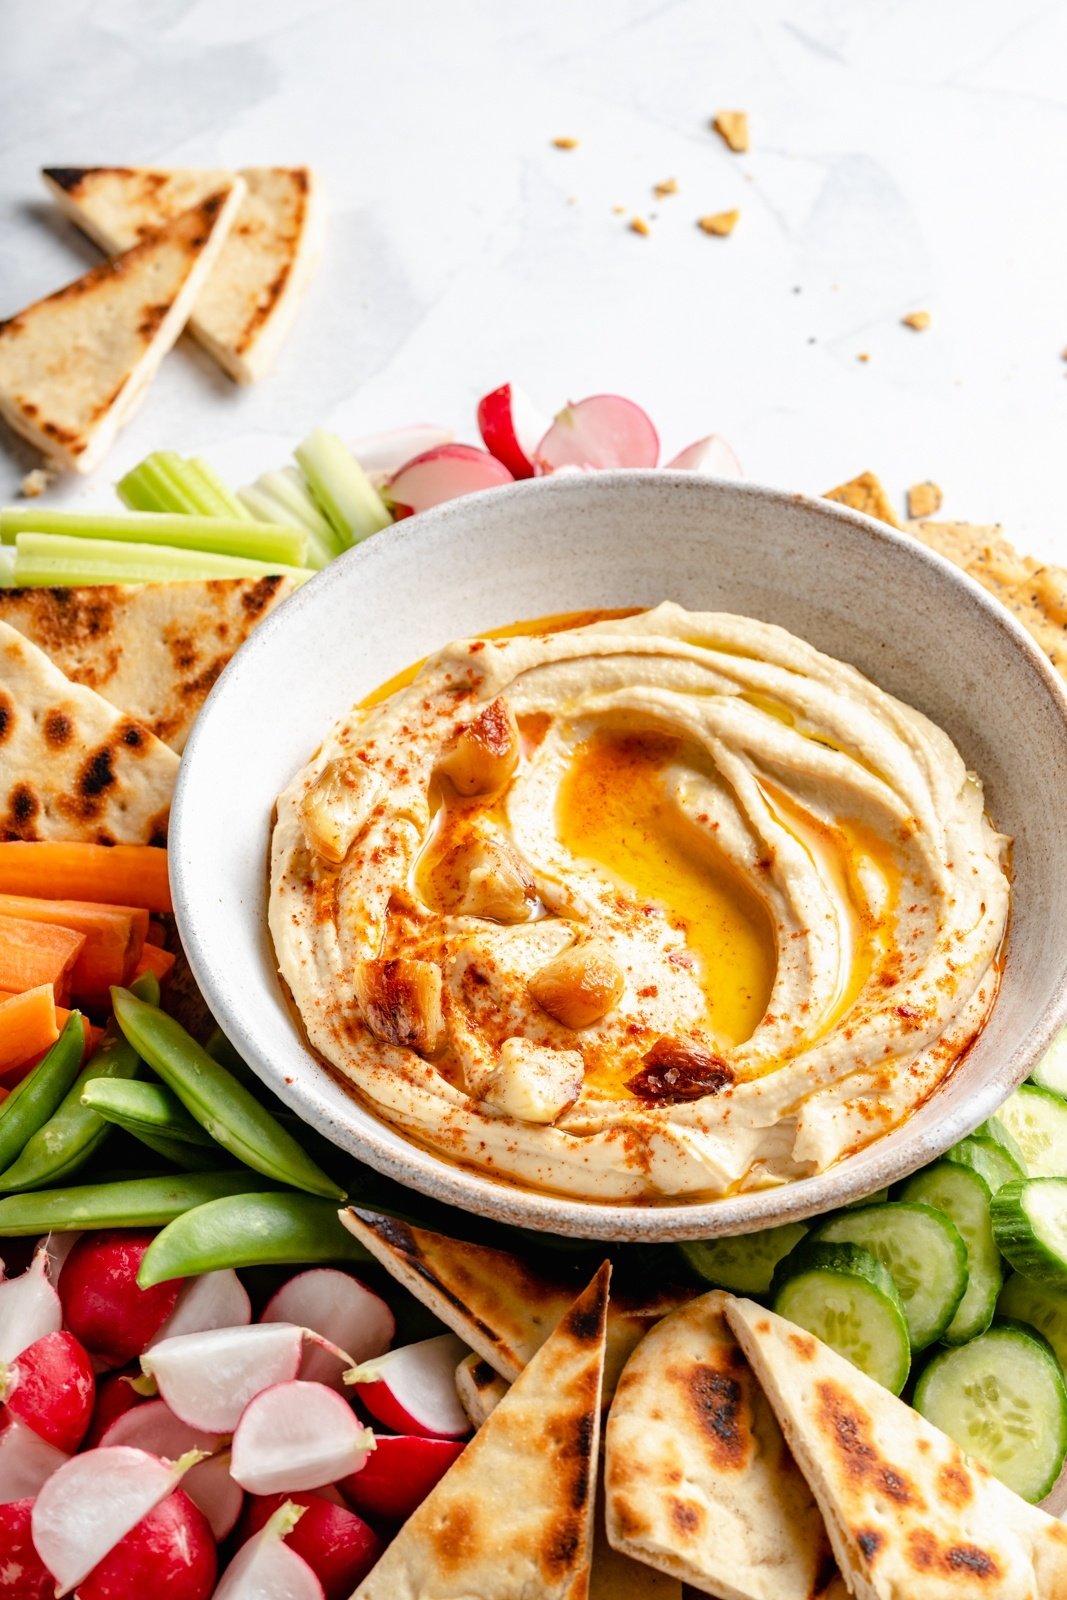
534, 395, 659, 471
338, 1432, 465, 1522
101, 1398, 243, 1539
143, 1322, 353, 1434
59, 1231, 181, 1366
346, 1333, 471, 1439
0, 1329, 95, 1452
386, 444, 513, 517
214, 1500, 324, 1600
230, 1379, 374, 1495
239, 1491, 382, 1600
75, 1489, 217, 1600
261, 1269, 393, 1387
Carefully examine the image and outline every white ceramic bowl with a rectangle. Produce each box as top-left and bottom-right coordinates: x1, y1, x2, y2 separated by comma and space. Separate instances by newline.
171, 472, 1067, 1240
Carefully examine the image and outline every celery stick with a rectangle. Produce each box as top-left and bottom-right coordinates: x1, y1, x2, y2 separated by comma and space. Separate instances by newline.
188, 458, 254, 521
239, 470, 342, 569
294, 429, 392, 548
1, 509, 306, 567
118, 453, 203, 515
0, 546, 16, 587
13, 533, 312, 587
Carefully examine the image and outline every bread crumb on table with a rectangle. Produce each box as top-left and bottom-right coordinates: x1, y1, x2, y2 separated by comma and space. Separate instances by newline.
712, 110, 749, 152
902, 310, 931, 331
20, 467, 55, 498
907, 481, 943, 519
552, 136, 579, 150
697, 209, 740, 236
857, 352, 870, 363
629, 216, 652, 237
653, 177, 678, 198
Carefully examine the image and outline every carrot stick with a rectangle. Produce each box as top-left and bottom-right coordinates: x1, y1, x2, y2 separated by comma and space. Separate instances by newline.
0, 985, 60, 1076
0, 1000, 97, 1084
132, 944, 177, 985
0, 916, 86, 1005
0, 843, 172, 914
0, 895, 148, 1007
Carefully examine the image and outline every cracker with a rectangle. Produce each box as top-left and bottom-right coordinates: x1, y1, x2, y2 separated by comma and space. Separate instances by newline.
823, 471, 901, 528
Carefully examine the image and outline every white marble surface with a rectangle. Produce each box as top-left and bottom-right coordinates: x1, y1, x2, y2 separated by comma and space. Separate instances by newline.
1, 0, 1065, 554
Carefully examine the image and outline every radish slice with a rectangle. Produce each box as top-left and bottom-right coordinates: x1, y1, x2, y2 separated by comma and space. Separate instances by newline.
143, 1323, 351, 1434
150, 1270, 252, 1346
76, 1490, 217, 1600
230, 1381, 374, 1496
215, 1502, 325, 1600
1, 1329, 96, 1453
261, 1271, 394, 1388
665, 434, 743, 476
534, 395, 660, 472
86, 1371, 149, 1448
0, 1416, 69, 1501
101, 1398, 243, 1541
239, 1492, 382, 1600
476, 383, 548, 479
0, 1497, 52, 1600
41, 1231, 81, 1283
350, 425, 453, 482
0, 1249, 61, 1363
385, 444, 514, 517
32, 1445, 192, 1594
338, 1432, 465, 1523
346, 1333, 470, 1439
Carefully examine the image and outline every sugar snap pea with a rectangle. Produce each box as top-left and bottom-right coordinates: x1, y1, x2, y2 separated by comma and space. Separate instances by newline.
81, 1078, 218, 1154
0, 1013, 87, 1177
111, 989, 345, 1201
0, 1171, 265, 1235
137, 1192, 370, 1286
0, 973, 159, 1194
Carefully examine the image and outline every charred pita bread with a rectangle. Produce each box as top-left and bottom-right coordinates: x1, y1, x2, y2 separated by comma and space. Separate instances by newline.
0, 575, 296, 753
43, 165, 320, 383
0, 620, 177, 843
454, 1352, 509, 1427
605, 1291, 841, 1600
0, 185, 242, 472
352, 1263, 611, 1600
725, 1297, 1067, 1600
592, 1485, 683, 1600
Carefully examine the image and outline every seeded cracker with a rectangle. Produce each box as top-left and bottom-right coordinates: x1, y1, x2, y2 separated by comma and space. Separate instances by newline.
906, 481, 943, 519
712, 110, 749, 152
823, 471, 902, 529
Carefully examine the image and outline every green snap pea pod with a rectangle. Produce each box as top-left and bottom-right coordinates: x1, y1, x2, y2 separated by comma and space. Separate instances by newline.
82, 1079, 218, 1147
0, 1170, 265, 1235
0, 1013, 87, 1177
0, 973, 159, 1193
138, 1192, 370, 1286
111, 989, 344, 1201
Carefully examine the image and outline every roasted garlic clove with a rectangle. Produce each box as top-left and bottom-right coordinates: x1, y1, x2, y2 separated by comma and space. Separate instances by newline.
353, 958, 444, 1055
437, 698, 520, 797
480, 1036, 584, 1123
432, 832, 536, 923
300, 758, 384, 866
528, 938, 624, 1029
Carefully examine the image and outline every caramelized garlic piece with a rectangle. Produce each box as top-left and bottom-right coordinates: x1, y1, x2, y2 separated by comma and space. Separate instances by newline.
300, 758, 384, 865
480, 1036, 584, 1124
528, 938, 624, 1029
437, 697, 519, 797
434, 833, 536, 923
353, 958, 443, 1055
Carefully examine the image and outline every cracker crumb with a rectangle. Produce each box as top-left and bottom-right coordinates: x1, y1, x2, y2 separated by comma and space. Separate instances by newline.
20, 467, 55, 498
552, 136, 579, 150
907, 481, 943, 519
653, 177, 678, 198
697, 209, 740, 237
857, 352, 870, 363
824, 470, 901, 529
629, 216, 652, 237
902, 310, 931, 331
611, 204, 626, 215
712, 110, 749, 152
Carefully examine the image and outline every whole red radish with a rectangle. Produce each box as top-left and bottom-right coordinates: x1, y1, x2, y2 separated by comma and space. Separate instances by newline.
0, 1330, 95, 1452
75, 1489, 217, 1600
59, 1232, 180, 1365
239, 1491, 381, 1600
339, 1433, 465, 1522
85, 1370, 149, 1448
0, 1498, 52, 1600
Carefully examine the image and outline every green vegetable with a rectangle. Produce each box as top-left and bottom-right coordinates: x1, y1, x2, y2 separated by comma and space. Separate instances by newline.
294, 429, 391, 547
679, 1222, 807, 1295
111, 988, 344, 1200
899, 1160, 1002, 1343
0, 972, 158, 1193
1030, 1026, 1067, 1099
81, 1078, 219, 1169
0, 1013, 87, 1176
239, 468, 343, 568
997, 1084, 1067, 1177
998, 1272, 1067, 1369
810, 1201, 967, 1350
991, 1178, 1067, 1288
1, 509, 306, 566
0, 1171, 263, 1234
771, 1239, 911, 1393
945, 1131, 1024, 1193
12, 534, 313, 588
118, 452, 253, 521
138, 1192, 370, 1286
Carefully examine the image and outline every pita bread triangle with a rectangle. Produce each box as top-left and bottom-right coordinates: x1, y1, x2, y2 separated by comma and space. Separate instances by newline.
0, 183, 242, 473
42, 165, 320, 383
724, 1297, 1067, 1600
351, 1262, 611, 1600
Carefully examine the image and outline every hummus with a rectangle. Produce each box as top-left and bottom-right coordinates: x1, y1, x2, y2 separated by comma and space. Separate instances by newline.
269, 602, 1010, 1202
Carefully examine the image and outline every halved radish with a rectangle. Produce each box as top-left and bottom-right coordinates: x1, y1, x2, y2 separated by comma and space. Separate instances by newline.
41, 1231, 81, 1283
102, 1399, 243, 1541
214, 1501, 325, 1600
385, 444, 513, 518
0, 1248, 61, 1363
261, 1270, 394, 1388
0, 1498, 52, 1600
230, 1380, 374, 1496
534, 395, 659, 472
476, 383, 548, 478
0, 1415, 69, 1501
86, 1370, 149, 1448
338, 1432, 465, 1522
665, 434, 743, 476
239, 1492, 382, 1600
350, 425, 453, 481
32, 1445, 195, 1595
143, 1322, 351, 1434
0, 1329, 95, 1452
150, 1270, 251, 1346
346, 1332, 470, 1439
60, 1232, 180, 1367
76, 1489, 217, 1600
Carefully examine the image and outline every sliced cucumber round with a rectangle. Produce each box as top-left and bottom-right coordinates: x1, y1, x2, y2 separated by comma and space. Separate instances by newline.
1030, 1026, 1067, 1100
998, 1272, 1067, 1370
946, 1133, 1024, 1193
991, 1177, 1067, 1288
899, 1160, 1002, 1344
811, 1201, 966, 1350
678, 1221, 807, 1295
996, 1085, 1067, 1178
771, 1240, 911, 1393
914, 1321, 1067, 1502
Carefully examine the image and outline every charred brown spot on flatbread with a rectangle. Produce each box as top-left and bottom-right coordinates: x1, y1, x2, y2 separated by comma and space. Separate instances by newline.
429, 1501, 477, 1573
669, 1497, 702, 1536
43, 708, 73, 747
814, 1380, 920, 1507
789, 1332, 817, 1360
0, 690, 13, 743
855, 1528, 883, 1564
168, 633, 199, 672
2, 782, 40, 839
241, 575, 285, 617
681, 1358, 751, 1472
147, 810, 169, 848
138, 302, 170, 339
906, 1528, 999, 1580
936, 1458, 974, 1507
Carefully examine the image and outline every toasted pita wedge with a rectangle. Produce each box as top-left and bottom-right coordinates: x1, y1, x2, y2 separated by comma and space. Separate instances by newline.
725, 1297, 1067, 1600
352, 1263, 611, 1600
592, 1483, 683, 1599
341, 1207, 691, 1397
0, 185, 242, 472
823, 471, 901, 528
0, 620, 177, 843
605, 1291, 840, 1600
43, 165, 320, 383
0, 575, 296, 753
455, 1352, 509, 1427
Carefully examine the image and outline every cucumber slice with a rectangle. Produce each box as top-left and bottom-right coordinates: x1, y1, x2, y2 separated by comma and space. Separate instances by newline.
946, 1133, 1024, 1193
997, 1084, 1067, 1178
678, 1222, 807, 1294
991, 1178, 1067, 1288
899, 1161, 1003, 1343
914, 1322, 1067, 1502
810, 1202, 966, 1349
771, 1241, 911, 1393
1031, 1026, 1067, 1099
976, 1114, 1028, 1171
998, 1272, 1067, 1370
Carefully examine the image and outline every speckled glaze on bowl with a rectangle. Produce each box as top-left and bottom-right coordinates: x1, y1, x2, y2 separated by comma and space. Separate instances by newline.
171, 472, 1067, 1241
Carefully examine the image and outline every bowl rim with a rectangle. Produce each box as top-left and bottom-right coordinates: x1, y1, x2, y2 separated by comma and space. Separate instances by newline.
171, 470, 1067, 1240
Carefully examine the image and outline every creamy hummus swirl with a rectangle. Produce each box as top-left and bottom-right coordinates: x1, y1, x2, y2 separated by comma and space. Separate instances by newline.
269, 602, 1010, 1201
